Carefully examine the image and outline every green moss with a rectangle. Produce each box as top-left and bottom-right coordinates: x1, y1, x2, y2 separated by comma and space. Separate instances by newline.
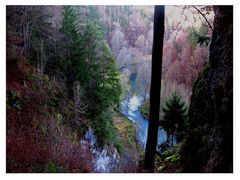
193, 66, 208, 98
190, 62, 212, 124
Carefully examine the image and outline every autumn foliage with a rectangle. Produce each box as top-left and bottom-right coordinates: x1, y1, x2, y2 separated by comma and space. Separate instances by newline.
6, 44, 94, 172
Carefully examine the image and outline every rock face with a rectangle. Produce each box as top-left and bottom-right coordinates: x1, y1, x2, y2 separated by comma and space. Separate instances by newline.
181, 6, 233, 172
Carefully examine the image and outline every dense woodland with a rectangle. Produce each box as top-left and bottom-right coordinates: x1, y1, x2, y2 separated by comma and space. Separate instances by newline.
6, 5, 232, 173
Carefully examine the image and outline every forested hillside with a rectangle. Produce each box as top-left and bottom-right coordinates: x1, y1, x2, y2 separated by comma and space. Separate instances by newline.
7, 6, 126, 172
6, 5, 233, 173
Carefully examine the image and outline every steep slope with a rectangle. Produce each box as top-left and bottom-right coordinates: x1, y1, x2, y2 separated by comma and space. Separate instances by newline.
6, 35, 94, 172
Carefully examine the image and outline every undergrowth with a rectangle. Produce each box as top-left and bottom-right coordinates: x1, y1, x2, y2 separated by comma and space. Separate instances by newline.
6, 56, 93, 172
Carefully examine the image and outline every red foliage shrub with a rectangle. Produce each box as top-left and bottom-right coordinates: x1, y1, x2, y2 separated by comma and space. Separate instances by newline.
7, 55, 94, 172
7, 109, 94, 172
7, 127, 53, 172
46, 120, 94, 172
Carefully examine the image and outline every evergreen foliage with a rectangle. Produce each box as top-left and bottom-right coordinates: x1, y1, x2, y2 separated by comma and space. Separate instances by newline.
187, 22, 210, 49
162, 92, 188, 144
59, 6, 121, 146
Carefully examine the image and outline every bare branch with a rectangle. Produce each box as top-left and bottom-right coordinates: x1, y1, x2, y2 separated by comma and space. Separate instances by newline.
191, 5, 213, 31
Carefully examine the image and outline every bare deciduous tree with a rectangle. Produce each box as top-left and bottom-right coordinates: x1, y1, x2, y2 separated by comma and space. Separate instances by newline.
73, 81, 89, 121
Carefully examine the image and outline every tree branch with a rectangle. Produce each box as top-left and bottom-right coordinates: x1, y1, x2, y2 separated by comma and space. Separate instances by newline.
191, 5, 213, 31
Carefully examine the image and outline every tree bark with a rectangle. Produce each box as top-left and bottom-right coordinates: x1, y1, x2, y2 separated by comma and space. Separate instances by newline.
144, 5, 165, 172
181, 6, 233, 172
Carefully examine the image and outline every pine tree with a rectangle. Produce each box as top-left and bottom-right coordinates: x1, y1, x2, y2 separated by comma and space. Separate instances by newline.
162, 92, 188, 145
59, 6, 121, 145
59, 6, 86, 97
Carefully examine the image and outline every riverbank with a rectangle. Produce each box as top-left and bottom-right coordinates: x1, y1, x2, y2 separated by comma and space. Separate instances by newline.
114, 115, 138, 150
114, 113, 183, 173
113, 113, 142, 172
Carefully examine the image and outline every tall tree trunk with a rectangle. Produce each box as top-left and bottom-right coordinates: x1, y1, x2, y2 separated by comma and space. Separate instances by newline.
144, 5, 165, 172
181, 6, 233, 172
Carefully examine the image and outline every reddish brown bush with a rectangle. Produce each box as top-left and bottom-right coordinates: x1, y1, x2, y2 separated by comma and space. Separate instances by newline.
6, 56, 94, 172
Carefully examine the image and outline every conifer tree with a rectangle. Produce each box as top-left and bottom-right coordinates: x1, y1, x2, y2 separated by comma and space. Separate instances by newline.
59, 6, 121, 145
162, 92, 188, 144
59, 6, 86, 97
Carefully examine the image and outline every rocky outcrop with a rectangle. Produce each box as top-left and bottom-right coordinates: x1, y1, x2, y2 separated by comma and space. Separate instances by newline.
181, 6, 233, 172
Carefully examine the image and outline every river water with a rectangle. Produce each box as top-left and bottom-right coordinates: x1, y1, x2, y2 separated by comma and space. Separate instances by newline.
121, 95, 176, 151
81, 128, 119, 173
82, 95, 176, 173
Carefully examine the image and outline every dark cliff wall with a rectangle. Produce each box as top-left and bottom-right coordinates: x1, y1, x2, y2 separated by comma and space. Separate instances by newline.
181, 6, 233, 173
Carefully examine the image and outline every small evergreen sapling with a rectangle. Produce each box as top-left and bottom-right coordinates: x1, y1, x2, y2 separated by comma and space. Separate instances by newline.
162, 92, 188, 145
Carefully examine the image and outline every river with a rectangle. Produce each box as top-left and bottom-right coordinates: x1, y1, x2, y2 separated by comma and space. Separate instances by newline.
120, 95, 176, 151
82, 94, 176, 172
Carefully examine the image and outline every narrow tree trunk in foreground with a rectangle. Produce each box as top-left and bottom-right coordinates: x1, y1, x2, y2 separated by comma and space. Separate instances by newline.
144, 5, 165, 172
